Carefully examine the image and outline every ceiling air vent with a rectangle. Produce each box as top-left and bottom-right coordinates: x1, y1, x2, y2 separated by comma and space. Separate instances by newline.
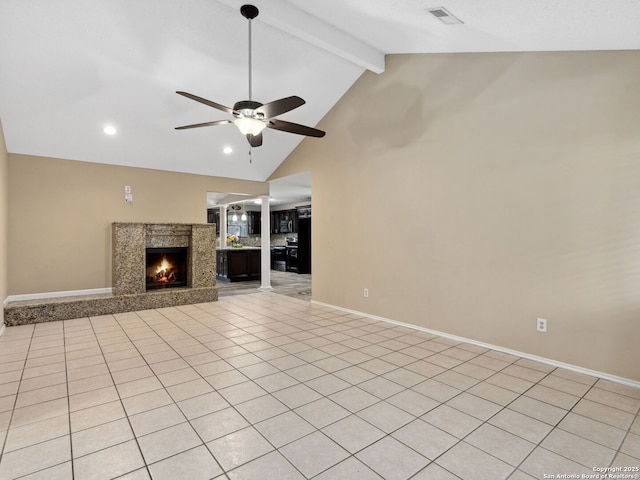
426, 7, 464, 25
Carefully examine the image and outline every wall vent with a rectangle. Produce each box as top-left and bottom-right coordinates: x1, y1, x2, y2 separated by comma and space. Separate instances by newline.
426, 7, 464, 25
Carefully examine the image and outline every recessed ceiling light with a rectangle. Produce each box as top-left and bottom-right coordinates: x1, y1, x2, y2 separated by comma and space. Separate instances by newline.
103, 125, 117, 135
223, 146, 233, 154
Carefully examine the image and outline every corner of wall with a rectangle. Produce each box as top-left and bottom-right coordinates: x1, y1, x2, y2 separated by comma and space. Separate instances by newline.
0, 117, 8, 326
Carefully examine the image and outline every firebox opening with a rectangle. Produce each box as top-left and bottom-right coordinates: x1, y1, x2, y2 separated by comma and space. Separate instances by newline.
146, 247, 188, 290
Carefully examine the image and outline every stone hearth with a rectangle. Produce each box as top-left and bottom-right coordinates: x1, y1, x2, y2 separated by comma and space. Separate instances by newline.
3, 223, 217, 326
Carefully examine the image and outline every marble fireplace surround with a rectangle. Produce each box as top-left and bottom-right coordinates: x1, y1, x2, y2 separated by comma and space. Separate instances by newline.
3, 223, 217, 326
113, 222, 216, 295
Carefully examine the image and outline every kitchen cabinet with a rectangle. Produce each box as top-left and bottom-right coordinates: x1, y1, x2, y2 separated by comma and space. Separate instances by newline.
269, 206, 311, 234
285, 247, 298, 272
271, 246, 286, 271
248, 211, 261, 235
271, 209, 297, 234
216, 248, 261, 282
296, 206, 311, 219
207, 208, 220, 235
296, 217, 311, 274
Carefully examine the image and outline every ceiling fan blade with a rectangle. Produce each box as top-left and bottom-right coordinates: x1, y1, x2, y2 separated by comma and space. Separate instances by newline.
176, 91, 235, 115
246, 133, 263, 147
175, 120, 232, 130
268, 119, 325, 138
255, 96, 305, 118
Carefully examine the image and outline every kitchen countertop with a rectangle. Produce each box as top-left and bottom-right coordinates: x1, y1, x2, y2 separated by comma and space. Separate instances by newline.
218, 246, 261, 251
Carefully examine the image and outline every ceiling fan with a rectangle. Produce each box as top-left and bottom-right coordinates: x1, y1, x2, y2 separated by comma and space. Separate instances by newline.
175, 4, 325, 148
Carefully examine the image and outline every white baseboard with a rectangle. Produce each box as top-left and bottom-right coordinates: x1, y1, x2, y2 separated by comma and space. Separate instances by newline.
6, 288, 113, 304
311, 300, 640, 390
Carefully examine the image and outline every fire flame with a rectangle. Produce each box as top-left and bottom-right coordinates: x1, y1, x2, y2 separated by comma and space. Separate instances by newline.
151, 255, 177, 285
156, 258, 170, 274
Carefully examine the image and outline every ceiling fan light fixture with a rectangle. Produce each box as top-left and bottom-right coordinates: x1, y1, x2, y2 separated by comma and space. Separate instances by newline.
233, 117, 266, 136
174, 4, 325, 145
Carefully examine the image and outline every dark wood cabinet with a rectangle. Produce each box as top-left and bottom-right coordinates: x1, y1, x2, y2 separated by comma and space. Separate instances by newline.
228, 251, 249, 280
248, 211, 261, 235
248, 248, 261, 276
296, 206, 311, 219
297, 217, 311, 274
270, 208, 303, 234
216, 248, 228, 277
207, 208, 220, 235
216, 249, 261, 282
285, 247, 298, 272
209, 208, 259, 237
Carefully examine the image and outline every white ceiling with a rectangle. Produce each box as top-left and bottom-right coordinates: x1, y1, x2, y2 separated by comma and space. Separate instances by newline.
207, 172, 311, 208
1, 0, 639, 188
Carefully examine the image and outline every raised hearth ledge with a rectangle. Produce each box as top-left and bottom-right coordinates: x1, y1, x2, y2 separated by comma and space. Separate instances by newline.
4, 287, 217, 326
6, 287, 113, 303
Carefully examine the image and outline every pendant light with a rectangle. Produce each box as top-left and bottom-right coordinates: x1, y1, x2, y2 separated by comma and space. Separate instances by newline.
241, 202, 247, 222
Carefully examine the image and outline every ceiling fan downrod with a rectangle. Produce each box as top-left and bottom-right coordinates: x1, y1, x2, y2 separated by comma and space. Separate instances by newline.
241, 5, 259, 101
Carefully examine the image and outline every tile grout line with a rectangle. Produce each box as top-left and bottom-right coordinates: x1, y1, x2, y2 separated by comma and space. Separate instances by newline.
323, 315, 640, 475
0, 294, 638, 479
133, 307, 281, 476
401, 362, 588, 478
499, 367, 576, 478
62, 320, 75, 480
142, 306, 309, 479
2, 324, 75, 479
610, 402, 640, 469
208, 297, 639, 478
195, 299, 539, 478
194, 301, 497, 479
0, 325, 35, 476
506, 371, 622, 477
85, 313, 158, 479
400, 349, 526, 479
192, 297, 640, 477
116, 309, 231, 477
184, 301, 410, 478
66, 307, 640, 478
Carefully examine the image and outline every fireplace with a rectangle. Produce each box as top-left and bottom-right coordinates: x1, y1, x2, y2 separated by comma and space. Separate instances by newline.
112, 222, 216, 310
146, 247, 188, 290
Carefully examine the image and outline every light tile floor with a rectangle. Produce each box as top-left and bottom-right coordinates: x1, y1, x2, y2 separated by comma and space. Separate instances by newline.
0, 292, 638, 480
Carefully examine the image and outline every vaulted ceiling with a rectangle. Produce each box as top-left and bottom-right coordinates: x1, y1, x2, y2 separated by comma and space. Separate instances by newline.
1, 0, 639, 183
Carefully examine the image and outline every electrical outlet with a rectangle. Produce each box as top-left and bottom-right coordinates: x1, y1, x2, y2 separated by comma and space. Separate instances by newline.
364, 288, 369, 298
536, 318, 548, 333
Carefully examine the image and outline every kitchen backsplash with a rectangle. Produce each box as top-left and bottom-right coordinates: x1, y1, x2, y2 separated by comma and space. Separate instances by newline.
216, 233, 296, 248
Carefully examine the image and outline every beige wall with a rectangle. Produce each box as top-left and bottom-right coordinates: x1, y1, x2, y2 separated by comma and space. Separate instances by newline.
8, 154, 267, 295
271, 51, 640, 381
0, 120, 8, 324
